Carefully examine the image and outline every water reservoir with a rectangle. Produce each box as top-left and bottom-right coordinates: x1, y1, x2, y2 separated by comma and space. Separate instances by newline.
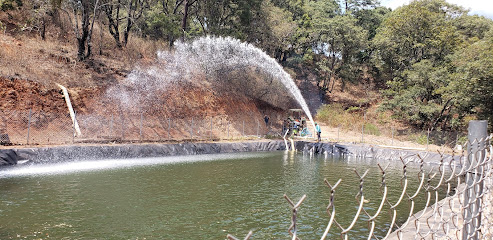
0, 151, 437, 239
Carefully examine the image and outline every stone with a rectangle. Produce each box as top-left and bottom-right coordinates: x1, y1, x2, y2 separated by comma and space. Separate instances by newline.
0, 133, 11, 145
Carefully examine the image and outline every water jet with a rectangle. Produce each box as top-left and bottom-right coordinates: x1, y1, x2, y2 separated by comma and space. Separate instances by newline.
108, 36, 316, 132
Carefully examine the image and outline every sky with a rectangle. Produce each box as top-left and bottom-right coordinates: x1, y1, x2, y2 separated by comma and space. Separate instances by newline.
379, 0, 493, 19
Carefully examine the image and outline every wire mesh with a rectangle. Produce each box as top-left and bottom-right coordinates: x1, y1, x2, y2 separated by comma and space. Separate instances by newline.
226, 138, 492, 239
0, 110, 280, 145
0, 110, 74, 145
1, 109, 491, 239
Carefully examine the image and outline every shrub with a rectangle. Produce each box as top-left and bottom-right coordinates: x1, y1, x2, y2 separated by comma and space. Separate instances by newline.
413, 134, 429, 145
0, 0, 22, 11
345, 106, 360, 113
264, 134, 280, 139
364, 123, 381, 136
316, 103, 360, 130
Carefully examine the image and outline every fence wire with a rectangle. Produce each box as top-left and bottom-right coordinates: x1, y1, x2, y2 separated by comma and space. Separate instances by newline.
0, 110, 461, 148
0, 110, 277, 145
228, 137, 492, 240
1, 110, 491, 239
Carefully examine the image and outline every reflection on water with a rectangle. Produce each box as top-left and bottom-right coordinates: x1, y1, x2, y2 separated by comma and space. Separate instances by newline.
0, 152, 437, 239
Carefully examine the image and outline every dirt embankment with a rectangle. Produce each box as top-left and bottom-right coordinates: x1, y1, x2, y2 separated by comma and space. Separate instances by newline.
0, 76, 65, 112
0, 74, 286, 144
0, 76, 283, 120
0, 19, 287, 131
0, 9, 300, 145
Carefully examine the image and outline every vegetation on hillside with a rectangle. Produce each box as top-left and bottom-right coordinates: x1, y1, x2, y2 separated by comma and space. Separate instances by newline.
1, 0, 492, 131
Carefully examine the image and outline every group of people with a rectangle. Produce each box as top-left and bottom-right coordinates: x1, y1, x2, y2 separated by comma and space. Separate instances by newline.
283, 117, 322, 142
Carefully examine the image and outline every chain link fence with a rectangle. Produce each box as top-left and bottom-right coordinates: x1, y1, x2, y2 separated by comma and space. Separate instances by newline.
0, 109, 465, 149
228, 136, 493, 240
0, 110, 73, 145
326, 123, 464, 150
0, 110, 281, 146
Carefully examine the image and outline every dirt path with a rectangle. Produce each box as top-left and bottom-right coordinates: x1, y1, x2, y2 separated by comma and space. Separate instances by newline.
316, 124, 454, 153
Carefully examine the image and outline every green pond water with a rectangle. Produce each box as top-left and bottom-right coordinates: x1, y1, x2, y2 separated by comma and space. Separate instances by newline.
0, 151, 442, 239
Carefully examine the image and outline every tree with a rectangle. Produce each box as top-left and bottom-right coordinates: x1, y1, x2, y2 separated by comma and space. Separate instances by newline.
453, 15, 492, 44
64, 0, 101, 61
0, 0, 22, 11
353, 6, 390, 41
270, 0, 305, 20
306, 0, 367, 91
446, 29, 493, 128
352, 6, 390, 86
194, 0, 263, 40
25, 0, 65, 40
262, 1, 297, 62
372, 0, 464, 81
136, 0, 200, 46
381, 60, 451, 129
375, 0, 493, 130
139, 4, 181, 44
101, 0, 148, 48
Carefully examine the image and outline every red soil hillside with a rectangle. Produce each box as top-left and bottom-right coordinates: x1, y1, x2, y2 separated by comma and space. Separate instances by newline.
0, 74, 287, 145
0, 10, 300, 144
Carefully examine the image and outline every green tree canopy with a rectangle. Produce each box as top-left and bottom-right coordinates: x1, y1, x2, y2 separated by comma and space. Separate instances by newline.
375, 0, 493, 130
0, 0, 22, 11
446, 29, 493, 127
306, 0, 368, 91
372, 0, 464, 80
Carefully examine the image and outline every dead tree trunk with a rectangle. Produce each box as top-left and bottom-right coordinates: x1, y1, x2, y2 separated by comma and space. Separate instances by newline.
102, 0, 122, 49
123, 0, 147, 47
181, 0, 189, 40
68, 0, 100, 61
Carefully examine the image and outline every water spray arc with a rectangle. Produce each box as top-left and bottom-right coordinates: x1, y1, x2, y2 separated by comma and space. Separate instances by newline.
108, 36, 316, 132
176, 36, 317, 131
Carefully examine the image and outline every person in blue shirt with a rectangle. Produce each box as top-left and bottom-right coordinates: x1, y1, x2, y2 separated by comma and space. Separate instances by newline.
315, 122, 321, 142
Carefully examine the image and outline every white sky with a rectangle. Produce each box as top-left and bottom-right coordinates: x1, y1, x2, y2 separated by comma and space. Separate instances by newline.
379, 0, 493, 19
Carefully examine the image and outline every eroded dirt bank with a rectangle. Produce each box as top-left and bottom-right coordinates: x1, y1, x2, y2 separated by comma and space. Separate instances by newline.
0, 76, 289, 146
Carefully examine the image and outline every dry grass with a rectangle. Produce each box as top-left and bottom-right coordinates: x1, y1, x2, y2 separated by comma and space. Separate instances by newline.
0, 8, 171, 89
315, 103, 460, 152
124, 35, 169, 62
317, 123, 454, 153
316, 103, 393, 133
0, 33, 71, 85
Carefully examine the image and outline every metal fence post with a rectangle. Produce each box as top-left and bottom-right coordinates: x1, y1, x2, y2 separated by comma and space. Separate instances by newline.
191, 118, 194, 140
361, 125, 364, 143
139, 112, 143, 141
337, 125, 340, 142
257, 119, 259, 137
72, 114, 75, 144
168, 118, 171, 140
426, 128, 430, 151
121, 113, 125, 141
391, 126, 394, 146
110, 114, 114, 137
463, 120, 488, 240
361, 113, 365, 143
27, 109, 32, 145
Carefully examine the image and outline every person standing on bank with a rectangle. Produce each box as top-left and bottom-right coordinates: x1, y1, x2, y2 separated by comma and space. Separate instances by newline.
264, 115, 270, 134
315, 122, 321, 142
